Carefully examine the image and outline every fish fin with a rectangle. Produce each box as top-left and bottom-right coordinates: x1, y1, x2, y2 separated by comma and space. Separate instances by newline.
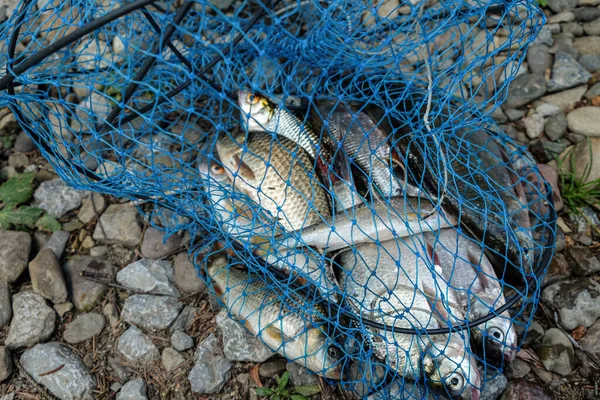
232, 155, 256, 181
265, 325, 288, 344
212, 282, 224, 297
425, 241, 442, 272
429, 294, 451, 322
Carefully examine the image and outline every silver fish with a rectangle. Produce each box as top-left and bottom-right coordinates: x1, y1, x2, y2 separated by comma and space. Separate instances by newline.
207, 255, 344, 379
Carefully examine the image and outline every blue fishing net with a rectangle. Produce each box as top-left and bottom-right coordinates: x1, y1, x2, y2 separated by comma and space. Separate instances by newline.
0, 0, 555, 398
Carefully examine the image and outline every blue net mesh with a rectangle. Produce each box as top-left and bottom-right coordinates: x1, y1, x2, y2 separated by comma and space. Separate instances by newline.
0, 0, 555, 398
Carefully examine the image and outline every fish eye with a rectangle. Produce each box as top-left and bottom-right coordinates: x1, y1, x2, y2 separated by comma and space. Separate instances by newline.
246, 93, 260, 105
211, 163, 224, 175
444, 372, 464, 391
327, 346, 340, 359
487, 327, 504, 342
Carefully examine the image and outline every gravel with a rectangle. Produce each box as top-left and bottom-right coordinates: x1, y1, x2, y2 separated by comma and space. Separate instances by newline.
33, 179, 87, 218
547, 52, 591, 92
121, 294, 182, 331
0, 346, 12, 383
5, 291, 55, 349
537, 328, 576, 376
63, 256, 114, 311
0, 282, 11, 326
116, 259, 179, 297
63, 312, 105, 344
565, 245, 600, 276
545, 113, 568, 141
44, 230, 70, 260
92, 204, 143, 247
117, 379, 148, 400
540, 85, 587, 111
0, 229, 31, 283
567, 107, 600, 136
173, 253, 206, 294
542, 277, 600, 330
216, 309, 274, 362
188, 333, 232, 394
171, 330, 194, 352
29, 248, 68, 304
161, 348, 186, 371
117, 326, 159, 362
504, 73, 547, 108
140, 227, 182, 259
77, 193, 106, 224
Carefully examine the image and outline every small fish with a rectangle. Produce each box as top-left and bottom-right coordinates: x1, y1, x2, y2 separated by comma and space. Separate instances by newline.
275, 196, 457, 252
207, 255, 344, 379
424, 228, 517, 364
216, 131, 331, 232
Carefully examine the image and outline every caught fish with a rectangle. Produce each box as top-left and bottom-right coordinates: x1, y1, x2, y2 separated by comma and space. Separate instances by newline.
207, 255, 344, 379
424, 228, 517, 364
337, 239, 480, 399
275, 196, 457, 252
216, 131, 331, 232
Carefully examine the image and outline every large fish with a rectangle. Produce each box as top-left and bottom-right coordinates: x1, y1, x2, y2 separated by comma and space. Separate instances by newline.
424, 228, 518, 364
207, 254, 344, 379
337, 239, 480, 400
275, 196, 457, 252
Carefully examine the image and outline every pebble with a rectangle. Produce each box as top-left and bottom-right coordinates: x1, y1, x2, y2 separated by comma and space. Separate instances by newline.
0, 346, 12, 382
173, 253, 206, 294
573, 233, 593, 245
8, 153, 29, 169
0, 230, 31, 283
259, 359, 287, 378
21, 342, 96, 400
529, 140, 568, 163
13, 131, 35, 152
287, 361, 319, 387
530, 367, 558, 384
122, 294, 182, 331
117, 379, 148, 400
90, 246, 109, 257
559, 138, 600, 183
63, 256, 114, 311
583, 17, 600, 36
586, 82, 600, 100
562, 21, 585, 36
208, 0, 234, 9
579, 54, 600, 72
539, 85, 587, 111
500, 379, 552, 400
29, 248, 68, 304
542, 277, 600, 330
117, 326, 159, 361
533, 24, 557, 46
527, 46, 553, 76
491, 107, 507, 123
140, 227, 182, 259
93, 204, 143, 247
505, 358, 531, 379
0, 166, 16, 180
188, 333, 232, 394
171, 330, 194, 352
545, 112, 567, 141
33, 179, 88, 218
548, 52, 591, 92
523, 113, 545, 139
537, 328, 575, 376
63, 220, 84, 232
536, 103, 562, 117
116, 259, 180, 297
548, 0, 578, 13
54, 302, 73, 318
6, 291, 55, 349
162, 348, 186, 371
0, 283, 11, 326
77, 193, 107, 224
63, 312, 105, 344
574, 36, 600, 56
553, 33, 580, 59
103, 303, 120, 329
573, 6, 600, 21
170, 305, 199, 333
480, 372, 508, 400
44, 230, 70, 260
542, 254, 572, 287
570, 206, 600, 234
504, 73, 547, 108
567, 107, 600, 136
549, 10, 576, 23
565, 245, 600, 276
578, 318, 600, 362
216, 309, 273, 362
505, 108, 526, 121
519, 320, 545, 348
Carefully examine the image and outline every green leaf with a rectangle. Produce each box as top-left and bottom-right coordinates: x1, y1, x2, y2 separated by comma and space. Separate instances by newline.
290, 395, 309, 400
537, 0, 548, 7
277, 371, 289, 391
293, 386, 321, 397
0, 172, 36, 206
0, 206, 44, 230
2, 136, 14, 150
255, 387, 274, 397
35, 214, 62, 232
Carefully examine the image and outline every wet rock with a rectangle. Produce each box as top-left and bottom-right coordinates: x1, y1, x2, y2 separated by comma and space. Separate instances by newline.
77, 193, 107, 224
45, 230, 70, 260
559, 138, 600, 183
21, 342, 95, 400
92, 204, 143, 247
548, 0, 578, 13
63, 312, 105, 344
171, 330, 194, 352
0, 283, 11, 326
542, 278, 600, 329
578, 319, 600, 363
173, 253, 205, 294
579, 54, 600, 72
545, 112, 567, 141
537, 328, 575, 376
287, 361, 319, 387
6, 291, 55, 349
548, 52, 591, 92
216, 309, 273, 362
0, 230, 31, 283
117, 378, 147, 400
540, 85, 587, 111
14, 131, 35, 152
505, 358, 531, 379
170, 305, 199, 333
542, 254, 572, 287
574, 36, 600, 56
500, 379, 551, 400
188, 333, 232, 394
573, 6, 600, 21
63, 256, 114, 311
122, 294, 182, 331
116, 259, 179, 297
0, 346, 12, 382
162, 348, 185, 371
34, 179, 87, 218
140, 228, 182, 259
29, 248, 68, 304
259, 359, 287, 378
567, 107, 600, 137
480, 372, 508, 400
565, 246, 600, 276
117, 326, 159, 361
504, 74, 547, 108
523, 113, 545, 139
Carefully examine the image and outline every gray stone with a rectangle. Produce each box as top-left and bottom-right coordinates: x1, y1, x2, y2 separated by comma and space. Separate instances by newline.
562, 22, 584, 36
171, 330, 194, 351
116, 259, 179, 297
530, 367, 558, 384
188, 333, 232, 394
574, 36, 600, 56
21, 342, 95, 400
585, 82, 600, 100
173, 253, 205, 294
491, 107, 507, 123
567, 132, 586, 144
583, 17, 600, 36
259, 359, 287, 378
548, 0, 578, 13
0, 394, 15, 400
573, 234, 593, 245
14, 131, 35, 152
77, 193, 107, 224
44, 230, 70, 260
33, 179, 87, 218
216, 309, 273, 362
117, 326, 159, 361
536, 103, 562, 117
540, 85, 587, 111
0, 346, 12, 382
170, 305, 199, 333
29, 248, 68, 304
542, 277, 600, 330
117, 379, 147, 400
0, 282, 11, 326
121, 294, 182, 331
54, 302, 73, 318
570, 206, 600, 234
103, 303, 119, 329
529, 140, 568, 163
519, 320, 545, 348
573, 6, 600, 21
500, 379, 551, 400
480, 372, 508, 400
559, 138, 600, 183
287, 361, 319, 387
6, 291, 55, 349
523, 113, 545, 139
553, 33, 580, 59
579, 54, 600, 72
63, 312, 105, 344
90, 246, 109, 258
0, 230, 31, 283
542, 254, 572, 287
140, 227, 182, 259
556, 226, 566, 253
504, 74, 547, 108
93, 204, 143, 247
63, 256, 114, 311
505, 108, 525, 121
567, 107, 600, 136
533, 25, 557, 46
548, 52, 591, 92
0, 166, 16, 180
162, 348, 185, 371
550, 11, 576, 23
505, 358, 531, 379
578, 319, 600, 363
565, 246, 600, 276
8, 153, 29, 168
537, 328, 575, 376
545, 113, 567, 141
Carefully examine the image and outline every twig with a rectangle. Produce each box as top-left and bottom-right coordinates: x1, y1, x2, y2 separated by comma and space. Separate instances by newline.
38, 364, 65, 377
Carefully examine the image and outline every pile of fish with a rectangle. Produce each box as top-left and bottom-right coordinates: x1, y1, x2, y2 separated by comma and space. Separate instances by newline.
196, 90, 545, 400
